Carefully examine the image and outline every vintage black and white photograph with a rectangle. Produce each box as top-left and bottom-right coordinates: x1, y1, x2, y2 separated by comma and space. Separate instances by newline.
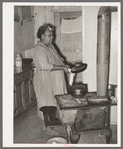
3, 2, 121, 147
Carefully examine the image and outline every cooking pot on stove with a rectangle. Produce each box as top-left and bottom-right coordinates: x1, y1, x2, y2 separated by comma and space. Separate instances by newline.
67, 83, 88, 98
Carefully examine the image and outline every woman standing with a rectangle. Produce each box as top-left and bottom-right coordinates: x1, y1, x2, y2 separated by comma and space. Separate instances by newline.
32, 24, 69, 132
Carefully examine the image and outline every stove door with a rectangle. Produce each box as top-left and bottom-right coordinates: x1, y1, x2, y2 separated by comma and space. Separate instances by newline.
74, 107, 109, 132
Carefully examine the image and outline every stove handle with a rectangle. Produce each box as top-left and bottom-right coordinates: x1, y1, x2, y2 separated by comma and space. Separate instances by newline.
104, 106, 109, 128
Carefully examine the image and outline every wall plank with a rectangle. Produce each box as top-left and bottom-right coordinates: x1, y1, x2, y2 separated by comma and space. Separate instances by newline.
14, 20, 35, 55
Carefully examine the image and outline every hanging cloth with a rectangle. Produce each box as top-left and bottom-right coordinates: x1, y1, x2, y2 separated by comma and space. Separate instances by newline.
60, 16, 82, 34
60, 16, 82, 62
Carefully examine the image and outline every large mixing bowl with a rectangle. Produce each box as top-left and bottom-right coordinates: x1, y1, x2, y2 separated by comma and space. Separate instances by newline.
67, 83, 88, 98
46, 136, 68, 144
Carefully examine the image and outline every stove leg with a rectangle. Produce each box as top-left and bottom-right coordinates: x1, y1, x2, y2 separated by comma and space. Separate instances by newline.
64, 124, 72, 141
70, 132, 80, 144
64, 123, 81, 144
106, 128, 112, 144
100, 128, 112, 144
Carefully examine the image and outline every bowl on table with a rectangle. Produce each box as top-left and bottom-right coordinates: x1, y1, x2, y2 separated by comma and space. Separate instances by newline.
46, 136, 68, 144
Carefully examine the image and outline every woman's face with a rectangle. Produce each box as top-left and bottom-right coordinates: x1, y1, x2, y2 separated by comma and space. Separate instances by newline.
42, 29, 53, 46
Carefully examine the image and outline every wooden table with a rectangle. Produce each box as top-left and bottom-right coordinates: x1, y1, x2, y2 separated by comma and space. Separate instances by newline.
14, 64, 36, 117
55, 92, 117, 144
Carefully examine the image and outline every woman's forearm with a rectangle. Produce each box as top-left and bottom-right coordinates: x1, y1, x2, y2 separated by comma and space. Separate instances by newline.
51, 64, 69, 73
51, 64, 64, 71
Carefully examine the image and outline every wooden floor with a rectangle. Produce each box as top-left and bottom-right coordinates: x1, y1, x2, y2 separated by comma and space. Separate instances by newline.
14, 102, 117, 144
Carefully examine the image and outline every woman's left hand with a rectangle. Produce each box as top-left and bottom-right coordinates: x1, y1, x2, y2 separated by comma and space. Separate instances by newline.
63, 65, 70, 73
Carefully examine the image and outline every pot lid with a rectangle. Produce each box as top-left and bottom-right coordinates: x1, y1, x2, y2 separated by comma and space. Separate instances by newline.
71, 63, 87, 73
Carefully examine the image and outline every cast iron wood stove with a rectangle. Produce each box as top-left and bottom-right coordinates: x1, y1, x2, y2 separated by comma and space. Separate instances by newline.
55, 91, 117, 144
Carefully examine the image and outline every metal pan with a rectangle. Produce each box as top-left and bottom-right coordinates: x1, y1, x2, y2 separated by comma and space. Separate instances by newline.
71, 63, 87, 73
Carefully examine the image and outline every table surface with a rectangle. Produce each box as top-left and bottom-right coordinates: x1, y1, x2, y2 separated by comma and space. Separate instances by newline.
55, 92, 117, 110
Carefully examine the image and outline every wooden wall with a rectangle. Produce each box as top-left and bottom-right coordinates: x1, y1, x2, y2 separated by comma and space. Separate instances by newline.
33, 6, 54, 44
14, 20, 35, 63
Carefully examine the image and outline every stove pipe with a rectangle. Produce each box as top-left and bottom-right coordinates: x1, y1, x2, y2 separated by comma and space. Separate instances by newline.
97, 6, 117, 97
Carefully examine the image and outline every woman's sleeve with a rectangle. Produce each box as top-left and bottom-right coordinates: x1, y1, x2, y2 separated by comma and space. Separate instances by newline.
34, 49, 53, 70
